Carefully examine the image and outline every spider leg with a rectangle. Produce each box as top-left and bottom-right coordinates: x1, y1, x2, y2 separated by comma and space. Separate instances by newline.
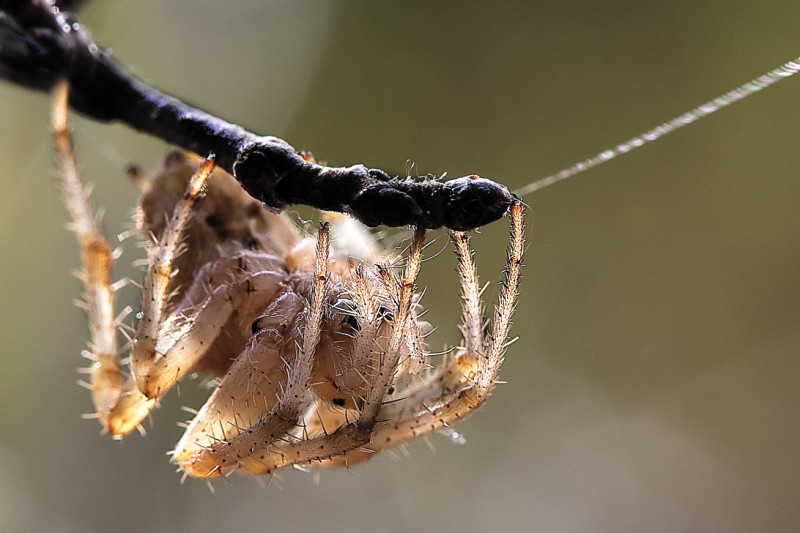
453, 224, 486, 359
182, 228, 426, 477
321, 201, 525, 462
131, 253, 286, 400
54, 82, 289, 436
129, 151, 215, 396
374, 200, 524, 449
171, 293, 303, 475
360, 228, 426, 419
325, 263, 389, 408
174, 225, 331, 477
129, 148, 300, 403
479, 201, 525, 388
53, 82, 157, 435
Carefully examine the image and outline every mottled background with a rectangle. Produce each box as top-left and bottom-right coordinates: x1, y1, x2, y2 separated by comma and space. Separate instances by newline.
1, 2, 799, 532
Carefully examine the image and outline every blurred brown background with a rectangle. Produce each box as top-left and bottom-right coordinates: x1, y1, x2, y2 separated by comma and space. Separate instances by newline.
1, 1, 799, 532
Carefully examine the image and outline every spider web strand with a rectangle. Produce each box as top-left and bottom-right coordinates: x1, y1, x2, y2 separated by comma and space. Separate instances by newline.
514, 56, 800, 197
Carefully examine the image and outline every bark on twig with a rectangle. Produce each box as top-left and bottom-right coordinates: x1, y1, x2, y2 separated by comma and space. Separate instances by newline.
0, 0, 514, 230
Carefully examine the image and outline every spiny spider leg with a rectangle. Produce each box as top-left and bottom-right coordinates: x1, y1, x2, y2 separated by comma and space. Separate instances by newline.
377, 200, 525, 440
54, 82, 289, 436
174, 225, 332, 477
127, 142, 293, 406
130, 153, 215, 397
181, 228, 426, 477
250, 225, 330, 443
53, 81, 156, 435
453, 226, 486, 358
359, 227, 425, 422
130, 252, 287, 400
479, 201, 525, 388
313, 201, 525, 464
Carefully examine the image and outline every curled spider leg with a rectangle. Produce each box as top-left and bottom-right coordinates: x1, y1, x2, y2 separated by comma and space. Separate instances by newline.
182, 228, 427, 477
54, 82, 290, 437
53, 81, 157, 435
130, 153, 216, 396
175, 225, 332, 477
113, 253, 288, 437
317, 200, 525, 463
359, 227, 426, 422
290, 228, 426, 468
367, 200, 525, 450
131, 253, 287, 399
170, 294, 304, 477
122, 151, 292, 403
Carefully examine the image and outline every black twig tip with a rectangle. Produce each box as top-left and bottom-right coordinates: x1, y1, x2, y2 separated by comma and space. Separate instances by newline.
0, 0, 514, 230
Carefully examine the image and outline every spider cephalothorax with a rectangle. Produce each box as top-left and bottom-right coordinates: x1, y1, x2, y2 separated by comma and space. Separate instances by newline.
54, 83, 524, 479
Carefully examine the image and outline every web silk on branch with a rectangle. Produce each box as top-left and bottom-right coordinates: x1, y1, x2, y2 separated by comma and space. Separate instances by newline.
514, 56, 800, 197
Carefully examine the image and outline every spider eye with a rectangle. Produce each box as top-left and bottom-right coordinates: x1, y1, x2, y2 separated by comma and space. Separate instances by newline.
341, 314, 360, 331
377, 305, 394, 323
334, 297, 360, 331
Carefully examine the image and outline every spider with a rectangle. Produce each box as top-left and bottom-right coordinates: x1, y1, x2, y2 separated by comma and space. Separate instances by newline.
52, 82, 524, 479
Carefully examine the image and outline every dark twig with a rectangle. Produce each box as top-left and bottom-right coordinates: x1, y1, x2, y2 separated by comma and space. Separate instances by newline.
0, 0, 513, 230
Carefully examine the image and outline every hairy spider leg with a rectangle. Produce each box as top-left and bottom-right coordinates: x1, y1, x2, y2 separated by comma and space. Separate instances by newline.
54, 82, 291, 436
109, 252, 284, 436
315, 200, 525, 464
180, 228, 426, 477
372, 200, 524, 444
53, 81, 157, 435
127, 148, 305, 408
174, 225, 332, 477
129, 252, 286, 401
359, 227, 426, 422
129, 152, 215, 396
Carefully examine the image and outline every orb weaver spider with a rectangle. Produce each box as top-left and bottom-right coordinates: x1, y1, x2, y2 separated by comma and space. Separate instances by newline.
53, 82, 524, 480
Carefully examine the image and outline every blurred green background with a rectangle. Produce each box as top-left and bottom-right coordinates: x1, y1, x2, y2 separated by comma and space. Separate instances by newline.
1, 1, 799, 532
